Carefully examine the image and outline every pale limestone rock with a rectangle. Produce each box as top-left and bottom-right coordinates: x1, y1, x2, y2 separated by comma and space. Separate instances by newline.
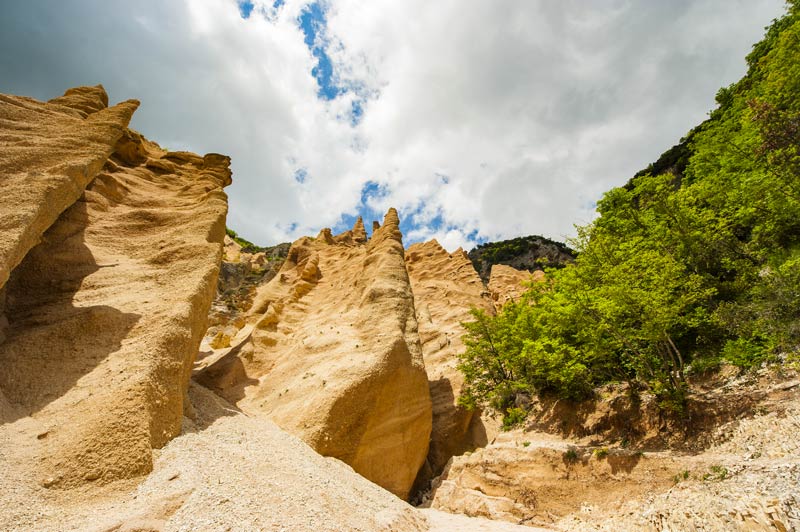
197, 208, 432, 499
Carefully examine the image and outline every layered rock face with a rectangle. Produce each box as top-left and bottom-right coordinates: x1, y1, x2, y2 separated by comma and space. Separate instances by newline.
428, 431, 680, 527
0, 86, 229, 488
405, 240, 496, 488
196, 211, 432, 499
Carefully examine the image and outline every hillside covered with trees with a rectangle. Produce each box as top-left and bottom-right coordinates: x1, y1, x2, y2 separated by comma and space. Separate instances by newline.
459, 2, 800, 417
468, 235, 575, 283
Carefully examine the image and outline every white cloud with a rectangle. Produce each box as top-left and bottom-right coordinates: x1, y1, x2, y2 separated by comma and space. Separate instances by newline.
0, 0, 787, 249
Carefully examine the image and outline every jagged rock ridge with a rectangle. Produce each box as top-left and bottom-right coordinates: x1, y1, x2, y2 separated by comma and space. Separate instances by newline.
196, 212, 433, 499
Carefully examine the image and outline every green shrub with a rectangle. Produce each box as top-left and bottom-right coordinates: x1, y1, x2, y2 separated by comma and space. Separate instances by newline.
502, 407, 527, 430
703, 465, 728, 481
722, 338, 768, 368
673, 469, 691, 483
564, 448, 579, 463
593, 447, 609, 459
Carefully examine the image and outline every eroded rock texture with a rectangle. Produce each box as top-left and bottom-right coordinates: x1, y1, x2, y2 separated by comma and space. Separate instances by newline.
0, 85, 138, 291
405, 240, 496, 490
427, 376, 800, 531
196, 212, 432, 499
0, 86, 230, 489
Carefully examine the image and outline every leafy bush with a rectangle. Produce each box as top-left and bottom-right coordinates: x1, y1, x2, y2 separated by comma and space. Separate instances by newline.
226, 227, 266, 254
564, 448, 579, 463
502, 407, 527, 430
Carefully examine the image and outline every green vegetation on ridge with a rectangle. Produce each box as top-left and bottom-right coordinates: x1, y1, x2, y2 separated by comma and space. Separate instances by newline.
226, 227, 266, 254
458, 2, 800, 418
468, 235, 576, 283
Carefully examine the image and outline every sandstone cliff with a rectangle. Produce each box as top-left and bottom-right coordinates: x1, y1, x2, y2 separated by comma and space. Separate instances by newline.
405, 240, 497, 490
0, 86, 229, 489
196, 212, 432, 499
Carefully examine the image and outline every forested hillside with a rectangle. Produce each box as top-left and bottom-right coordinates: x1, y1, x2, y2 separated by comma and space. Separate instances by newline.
459, 2, 800, 417
468, 235, 575, 283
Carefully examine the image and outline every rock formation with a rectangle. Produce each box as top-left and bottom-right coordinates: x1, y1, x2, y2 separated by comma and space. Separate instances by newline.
405, 240, 497, 490
0, 85, 138, 292
428, 431, 681, 527
196, 212, 432, 499
0, 86, 230, 488
487, 264, 544, 309
201, 235, 288, 353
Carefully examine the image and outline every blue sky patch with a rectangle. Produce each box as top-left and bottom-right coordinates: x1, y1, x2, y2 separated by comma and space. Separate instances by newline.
296, 1, 367, 126
294, 168, 308, 184
350, 100, 364, 125
238, 0, 254, 19
299, 2, 340, 101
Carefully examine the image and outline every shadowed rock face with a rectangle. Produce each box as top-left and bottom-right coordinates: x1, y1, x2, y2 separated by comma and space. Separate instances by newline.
0, 86, 230, 488
405, 240, 496, 490
0, 85, 139, 292
196, 211, 432, 500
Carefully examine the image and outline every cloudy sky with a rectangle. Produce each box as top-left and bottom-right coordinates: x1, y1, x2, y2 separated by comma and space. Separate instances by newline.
0, 0, 787, 250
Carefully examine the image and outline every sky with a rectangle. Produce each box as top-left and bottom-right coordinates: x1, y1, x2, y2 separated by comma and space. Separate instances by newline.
0, 0, 788, 250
